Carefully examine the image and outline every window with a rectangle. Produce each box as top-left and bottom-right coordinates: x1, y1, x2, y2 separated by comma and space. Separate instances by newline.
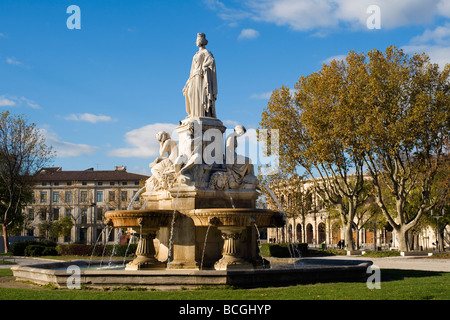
96, 191, 103, 203
110, 182, 115, 186
66, 208, 72, 217
134, 181, 139, 186
65, 191, 72, 203
109, 191, 115, 202
54, 182, 59, 186
121, 191, 127, 201
97, 207, 103, 221
40, 191, 47, 203
97, 182, 103, 186
81, 209, 87, 224
28, 209, 34, 220
122, 182, 127, 186
82, 182, 87, 186
53, 191, 60, 203
67, 182, 72, 186
80, 191, 88, 202
53, 208, 59, 220
40, 210, 47, 220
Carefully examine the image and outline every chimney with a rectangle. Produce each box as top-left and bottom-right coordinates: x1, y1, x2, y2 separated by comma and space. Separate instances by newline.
115, 166, 127, 172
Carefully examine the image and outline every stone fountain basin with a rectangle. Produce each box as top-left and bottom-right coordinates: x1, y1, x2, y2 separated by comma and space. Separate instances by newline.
185, 208, 285, 227
104, 209, 173, 229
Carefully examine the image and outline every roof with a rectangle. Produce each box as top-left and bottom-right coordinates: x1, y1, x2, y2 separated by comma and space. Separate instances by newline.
34, 167, 149, 183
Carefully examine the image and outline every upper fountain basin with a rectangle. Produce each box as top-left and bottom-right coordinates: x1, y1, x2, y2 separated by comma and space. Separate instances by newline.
185, 208, 285, 227
104, 209, 173, 229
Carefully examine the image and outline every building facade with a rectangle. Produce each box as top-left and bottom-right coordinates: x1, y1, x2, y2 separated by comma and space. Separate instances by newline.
22, 166, 149, 245
265, 177, 447, 251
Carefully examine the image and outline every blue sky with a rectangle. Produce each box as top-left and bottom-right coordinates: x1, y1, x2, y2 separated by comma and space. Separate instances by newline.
1, 0, 449, 175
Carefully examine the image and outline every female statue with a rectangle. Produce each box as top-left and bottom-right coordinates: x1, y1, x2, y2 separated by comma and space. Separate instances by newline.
183, 33, 217, 118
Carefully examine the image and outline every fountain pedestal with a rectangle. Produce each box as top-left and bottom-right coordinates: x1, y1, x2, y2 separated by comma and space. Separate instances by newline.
126, 230, 166, 270
214, 226, 253, 270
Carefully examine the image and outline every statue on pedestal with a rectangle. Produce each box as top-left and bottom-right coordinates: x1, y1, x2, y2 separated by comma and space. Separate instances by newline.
183, 33, 217, 118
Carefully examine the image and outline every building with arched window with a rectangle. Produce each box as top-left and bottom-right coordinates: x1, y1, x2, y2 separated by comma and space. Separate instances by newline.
264, 176, 448, 251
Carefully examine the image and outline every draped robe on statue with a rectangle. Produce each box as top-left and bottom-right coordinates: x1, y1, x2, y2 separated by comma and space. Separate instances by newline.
184, 48, 217, 118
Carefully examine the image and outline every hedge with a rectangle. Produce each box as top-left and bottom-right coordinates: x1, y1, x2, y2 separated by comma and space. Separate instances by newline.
10, 240, 137, 258
24, 245, 58, 257
10, 240, 57, 256
260, 243, 308, 258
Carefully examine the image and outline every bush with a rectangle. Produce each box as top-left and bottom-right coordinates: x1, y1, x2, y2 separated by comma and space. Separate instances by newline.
362, 250, 401, 257
42, 247, 59, 256
10, 240, 38, 256
24, 245, 46, 257
260, 243, 308, 257
57, 244, 95, 256
21, 242, 60, 257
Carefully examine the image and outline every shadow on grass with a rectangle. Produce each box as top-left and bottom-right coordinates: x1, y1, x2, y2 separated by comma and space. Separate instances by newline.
380, 269, 446, 282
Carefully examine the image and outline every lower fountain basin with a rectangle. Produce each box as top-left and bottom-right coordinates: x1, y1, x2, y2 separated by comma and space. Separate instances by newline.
11, 258, 373, 289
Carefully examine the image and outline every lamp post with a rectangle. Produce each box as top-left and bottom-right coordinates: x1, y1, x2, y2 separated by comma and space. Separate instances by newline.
431, 209, 445, 253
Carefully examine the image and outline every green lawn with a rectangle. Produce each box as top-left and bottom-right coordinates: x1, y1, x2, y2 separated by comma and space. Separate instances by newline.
0, 268, 448, 300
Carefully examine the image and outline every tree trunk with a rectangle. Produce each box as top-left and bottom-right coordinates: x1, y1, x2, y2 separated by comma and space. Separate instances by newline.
396, 227, 409, 252
2, 224, 8, 253
355, 228, 360, 250
344, 223, 354, 250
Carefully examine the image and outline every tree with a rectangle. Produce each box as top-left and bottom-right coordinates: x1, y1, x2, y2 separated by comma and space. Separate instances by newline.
52, 216, 74, 240
260, 51, 371, 249
358, 47, 449, 251
0, 111, 54, 252
260, 46, 449, 251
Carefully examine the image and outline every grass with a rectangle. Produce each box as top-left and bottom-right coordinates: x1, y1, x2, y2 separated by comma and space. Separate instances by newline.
0, 267, 448, 300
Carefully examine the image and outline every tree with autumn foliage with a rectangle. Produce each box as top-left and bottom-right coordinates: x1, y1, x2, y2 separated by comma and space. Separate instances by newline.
260, 46, 449, 252
0, 111, 54, 252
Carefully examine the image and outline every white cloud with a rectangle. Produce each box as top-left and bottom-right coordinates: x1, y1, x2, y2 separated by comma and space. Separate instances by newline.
19, 97, 41, 109
403, 22, 450, 68
108, 123, 178, 158
250, 91, 272, 99
0, 96, 16, 107
6, 57, 23, 66
403, 45, 450, 68
223, 119, 242, 127
322, 54, 347, 65
40, 128, 98, 158
208, 0, 447, 32
437, 0, 450, 18
0, 95, 41, 109
238, 28, 260, 40
410, 22, 450, 46
65, 113, 115, 123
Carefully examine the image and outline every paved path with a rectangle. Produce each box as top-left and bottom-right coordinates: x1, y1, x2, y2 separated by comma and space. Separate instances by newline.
306, 255, 450, 272
0, 256, 61, 269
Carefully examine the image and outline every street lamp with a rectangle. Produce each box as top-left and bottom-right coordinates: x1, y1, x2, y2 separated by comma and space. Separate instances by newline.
431, 209, 445, 253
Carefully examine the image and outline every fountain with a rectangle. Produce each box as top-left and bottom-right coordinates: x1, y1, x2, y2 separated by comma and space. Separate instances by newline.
11, 33, 371, 289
